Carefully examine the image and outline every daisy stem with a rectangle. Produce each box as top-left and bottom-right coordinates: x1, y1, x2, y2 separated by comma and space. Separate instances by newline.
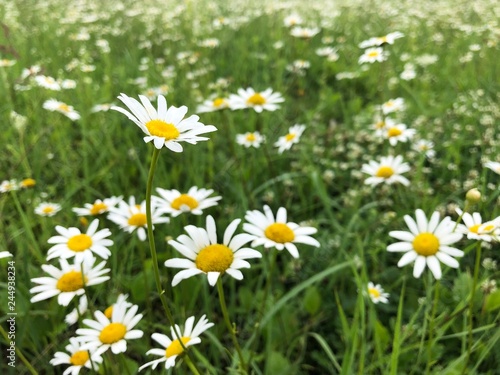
257, 250, 278, 317
216, 278, 247, 373
185, 356, 202, 375
0, 324, 38, 375
424, 280, 440, 375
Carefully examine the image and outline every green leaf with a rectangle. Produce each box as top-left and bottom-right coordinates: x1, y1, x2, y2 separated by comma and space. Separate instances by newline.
374, 319, 390, 350
484, 290, 500, 312
267, 351, 294, 375
303, 286, 322, 315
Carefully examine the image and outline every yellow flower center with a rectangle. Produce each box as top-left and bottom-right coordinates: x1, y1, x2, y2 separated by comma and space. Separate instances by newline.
368, 287, 381, 298
128, 213, 147, 227
246, 133, 256, 142
90, 202, 108, 215
145, 119, 180, 140
42, 206, 54, 214
264, 223, 295, 243
285, 133, 296, 142
69, 350, 89, 366
368, 51, 380, 58
412, 233, 439, 256
387, 127, 402, 137
469, 224, 480, 233
104, 305, 113, 319
213, 98, 226, 107
99, 323, 127, 344
165, 337, 191, 358
58, 103, 71, 112
195, 244, 234, 273
247, 93, 266, 106
375, 166, 394, 178
478, 223, 495, 234
56, 271, 88, 292
171, 194, 199, 211
375, 121, 385, 129
20, 178, 36, 188
67, 234, 93, 252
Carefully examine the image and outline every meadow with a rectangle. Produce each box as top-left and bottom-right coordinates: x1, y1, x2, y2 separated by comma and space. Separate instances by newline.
1, 0, 500, 374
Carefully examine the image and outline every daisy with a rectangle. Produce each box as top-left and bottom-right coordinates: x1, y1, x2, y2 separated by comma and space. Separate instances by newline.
50, 337, 102, 375
243, 205, 320, 258
103, 294, 133, 319
76, 301, 144, 355
35, 202, 62, 217
359, 31, 404, 48
290, 26, 320, 39
228, 87, 284, 113
274, 124, 306, 153
20, 65, 41, 79
0, 251, 13, 259
111, 93, 217, 152
65, 295, 88, 326
43, 99, 80, 121
413, 140, 435, 158
0, 59, 16, 67
455, 208, 498, 242
46, 219, 114, 262
20, 178, 36, 188
484, 161, 500, 175
236, 131, 266, 148
381, 98, 405, 115
196, 96, 229, 113
358, 47, 388, 64
387, 209, 464, 279
139, 315, 214, 371
376, 123, 416, 146
366, 282, 390, 304
30, 256, 110, 306
0, 179, 19, 193
72, 196, 123, 216
153, 186, 221, 217
107, 196, 169, 241
283, 14, 303, 27
361, 155, 410, 186
34, 75, 61, 90
91, 103, 114, 113
165, 215, 261, 286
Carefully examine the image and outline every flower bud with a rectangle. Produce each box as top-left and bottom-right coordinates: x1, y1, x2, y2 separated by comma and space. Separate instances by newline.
465, 188, 481, 203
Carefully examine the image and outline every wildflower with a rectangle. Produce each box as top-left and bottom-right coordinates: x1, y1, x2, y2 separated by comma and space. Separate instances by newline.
366, 282, 390, 304
20, 65, 41, 79
377, 123, 415, 146
47, 219, 113, 262
359, 32, 404, 48
65, 295, 88, 326
196, 96, 229, 113
199, 38, 220, 48
228, 87, 284, 113
34, 202, 62, 217
284, 14, 303, 27
91, 103, 114, 113
274, 124, 306, 153
361, 155, 410, 186
0, 251, 13, 259
413, 140, 435, 158
387, 209, 464, 279
358, 47, 388, 64
165, 216, 261, 286
139, 315, 214, 371
50, 337, 102, 374
154, 187, 221, 217
0, 59, 16, 67
0, 179, 19, 193
72, 196, 123, 216
243, 205, 320, 258
102, 294, 133, 319
107, 196, 169, 241
290, 26, 320, 39
77, 301, 144, 355
34, 75, 61, 90
112, 94, 217, 152
11, 111, 28, 132
30, 256, 110, 306
20, 178, 36, 188
465, 188, 481, 204
484, 161, 500, 175
381, 98, 405, 114
454, 208, 498, 242
43, 99, 81, 121
236, 131, 266, 148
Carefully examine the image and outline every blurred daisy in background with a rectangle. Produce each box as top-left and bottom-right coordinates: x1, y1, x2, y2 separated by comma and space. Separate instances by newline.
380, 97, 405, 114
413, 139, 435, 158
290, 26, 320, 38
236, 131, 266, 148
377, 123, 416, 146
274, 124, 306, 153
283, 14, 303, 27
359, 31, 404, 48
102, 294, 133, 319
365, 282, 390, 304
139, 315, 214, 371
358, 47, 388, 64
34, 75, 61, 90
154, 187, 221, 217
455, 208, 499, 242
196, 95, 229, 113
43, 99, 81, 121
362, 155, 410, 186
35, 202, 62, 217
228, 87, 284, 113
0, 59, 16, 67
72, 196, 123, 217
50, 337, 102, 374
0, 179, 19, 193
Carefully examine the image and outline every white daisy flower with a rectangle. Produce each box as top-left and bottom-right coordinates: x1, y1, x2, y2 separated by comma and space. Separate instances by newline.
376, 123, 416, 146
228, 87, 284, 113
153, 186, 221, 217
290, 26, 320, 38
34, 75, 61, 90
366, 282, 390, 304
236, 131, 266, 148
72, 196, 123, 216
139, 315, 214, 371
359, 32, 404, 48
387, 209, 464, 279
65, 295, 88, 326
0, 251, 13, 259
243, 205, 320, 258
102, 294, 133, 320
111, 93, 217, 152
46, 219, 114, 262
283, 14, 303, 27
76, 301, 144, 355
380, 97, 405, 115
50, 337, 102, 375
107, 196, 169, 241
413, 140, 435, 158
30, 256, 110, 306
165, 215, 261, 286
34, 202, 62, 217
43, 99, 80, 121
358, 47, 388, 64
455, 208, 498, 242
361, 155, 410, 186
0, 179, 19, 193
484, 161, 500, 175
274, 124, 306, 154
196, 96, 229, 113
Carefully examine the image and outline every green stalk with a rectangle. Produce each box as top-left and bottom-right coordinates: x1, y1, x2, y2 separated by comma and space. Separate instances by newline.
0, 325, 38, 375
185, 356, 202, 375
425, 280, 440, 375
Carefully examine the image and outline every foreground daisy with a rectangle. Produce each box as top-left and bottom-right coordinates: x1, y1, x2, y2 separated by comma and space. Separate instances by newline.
455, 208, 498, 242
72, 196, 123, 216
165, 216, 261, 286
34, 202, 62, 217
361, 155, 410, 186
228, 87, 284, 113
112, 94, 217, 152
387, 209, 464, 279
274, 124, 306, 153
43, 99, 81, 121
236, 131, 266, 148
366, 282, 390, 304
77, 301, 144, 355
139, 315, 214, 371
107, 196, 169, 241
30, 256, 110, 306
154, 186, 221, 217
50, 337, 102, 375
243, 205, 320, 258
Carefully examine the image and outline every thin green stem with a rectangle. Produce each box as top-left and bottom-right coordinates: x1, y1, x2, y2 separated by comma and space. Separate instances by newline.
257, 250, 277, 317
185, 355, 202, 375
425, 280, 440, 375
0, 325, 38, 375
217, 278, 247, 373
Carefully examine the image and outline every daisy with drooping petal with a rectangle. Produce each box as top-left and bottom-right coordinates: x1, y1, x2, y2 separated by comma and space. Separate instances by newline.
50, 337, 102, 375
30, 256, 110, 306
107, 196, 169, 241
243, 205, 320, 258
154, 187, 221, 217
0, 251, 13, 259
111, 93, 217, 152
366, 282, 390, 304
165, 215, 261, 286
34, 202, 62, 217
274, 124, 306, 153
236, 131, 266, 148
228, 87, 284, 113
76, 301, 144, 355
46, 219, 113, 262
139, 315, 214, 371
387, 209, 464, 279
362, 155, 410, 186
455, 208, 498, 242
484, 161, 500, 175
358, 47, 388, 64
43, 99, 81, 121
196, 96, 229, 113
72, 196, 123, 216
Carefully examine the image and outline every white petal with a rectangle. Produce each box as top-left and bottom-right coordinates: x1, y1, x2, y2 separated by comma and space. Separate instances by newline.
413, 256, 427, 278
397, 250, 418, 267
426, 256, 442, 279
207, 272, 220, 286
